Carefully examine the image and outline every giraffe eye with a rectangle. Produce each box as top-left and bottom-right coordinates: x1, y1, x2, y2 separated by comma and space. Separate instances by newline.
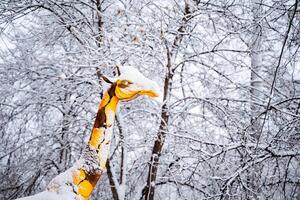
119, 80, 131, 88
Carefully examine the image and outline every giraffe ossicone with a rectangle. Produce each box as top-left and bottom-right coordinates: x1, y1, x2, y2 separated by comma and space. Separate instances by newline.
17, 65, 161, 200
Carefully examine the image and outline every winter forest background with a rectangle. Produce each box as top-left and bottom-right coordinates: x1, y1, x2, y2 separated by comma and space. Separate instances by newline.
0, 0, 299, 199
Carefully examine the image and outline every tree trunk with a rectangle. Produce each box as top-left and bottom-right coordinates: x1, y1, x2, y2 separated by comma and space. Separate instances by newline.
247, 1, 266, 199
142, 1, 193, 199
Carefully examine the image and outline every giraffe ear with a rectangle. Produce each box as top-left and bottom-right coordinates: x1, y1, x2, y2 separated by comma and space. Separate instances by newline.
101, 75, 117, 84
115, 64, 121, 76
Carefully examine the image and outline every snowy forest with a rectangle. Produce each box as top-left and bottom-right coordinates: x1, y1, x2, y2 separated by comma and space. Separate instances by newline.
0, 0, 299, 199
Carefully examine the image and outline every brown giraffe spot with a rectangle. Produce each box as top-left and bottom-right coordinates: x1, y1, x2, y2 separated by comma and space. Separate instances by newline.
93, 108, 106, 128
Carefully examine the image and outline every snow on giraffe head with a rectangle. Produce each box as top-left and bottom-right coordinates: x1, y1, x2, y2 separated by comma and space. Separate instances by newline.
101, 65, 163, 102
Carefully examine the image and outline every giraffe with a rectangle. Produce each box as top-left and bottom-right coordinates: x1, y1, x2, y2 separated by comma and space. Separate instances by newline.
18, 66, 161, 200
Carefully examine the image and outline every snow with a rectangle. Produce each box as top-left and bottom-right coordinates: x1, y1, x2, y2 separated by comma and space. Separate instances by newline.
16, 190, 76, 200
98, 128, 113, 170
16, 165, 81, 200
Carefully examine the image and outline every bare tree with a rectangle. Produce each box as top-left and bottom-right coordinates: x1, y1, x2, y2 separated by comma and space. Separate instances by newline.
1, 0, 299, 199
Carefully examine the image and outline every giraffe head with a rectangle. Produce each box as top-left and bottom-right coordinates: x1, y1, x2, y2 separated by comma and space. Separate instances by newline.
102, 66, 162, 102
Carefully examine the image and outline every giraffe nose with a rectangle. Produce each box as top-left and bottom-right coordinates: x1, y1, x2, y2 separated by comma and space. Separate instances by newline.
145, 82, 163, 103
150, 93, 163, 103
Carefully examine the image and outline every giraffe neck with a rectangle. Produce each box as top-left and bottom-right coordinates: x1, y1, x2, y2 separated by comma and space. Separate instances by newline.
89, 83, 119, 169
71, 84, 119, 199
